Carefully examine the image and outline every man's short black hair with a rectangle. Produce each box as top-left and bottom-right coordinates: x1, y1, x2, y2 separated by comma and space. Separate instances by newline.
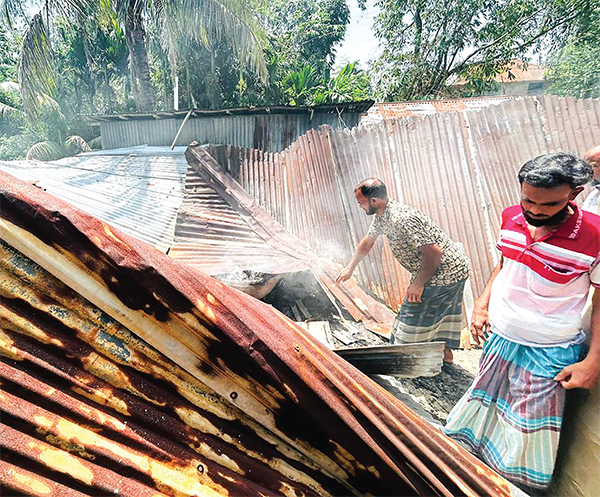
355, 178, 388, 200
518, 153, 592, 189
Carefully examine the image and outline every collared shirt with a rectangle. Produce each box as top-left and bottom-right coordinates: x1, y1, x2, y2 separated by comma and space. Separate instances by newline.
367, 199, 470, 286
489, 203, 600, 346
582, 185, 600, 214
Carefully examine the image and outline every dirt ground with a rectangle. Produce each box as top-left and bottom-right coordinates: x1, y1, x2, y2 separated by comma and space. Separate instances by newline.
372, 347, 483, 425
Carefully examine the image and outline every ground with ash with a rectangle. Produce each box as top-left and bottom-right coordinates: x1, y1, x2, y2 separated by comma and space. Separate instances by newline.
373, 348, 482, 425
259, 272, 481, 425
326, 316, 483, 425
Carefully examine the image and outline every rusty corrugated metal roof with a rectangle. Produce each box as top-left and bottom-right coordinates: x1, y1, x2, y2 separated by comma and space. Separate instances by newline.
0, 169, 514, 496
365, 96, 512, 122
208, 95, 600, 313
183, 145, 395, 337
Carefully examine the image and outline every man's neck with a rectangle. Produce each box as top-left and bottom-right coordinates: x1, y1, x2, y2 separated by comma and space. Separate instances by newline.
375, 198, 389, 216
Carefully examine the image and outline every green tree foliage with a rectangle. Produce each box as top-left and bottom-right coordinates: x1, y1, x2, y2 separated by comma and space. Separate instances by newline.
0, 0, 366, 159
0, 0, 267, 114
0, 24, 19, 82
371, 0, 590, 101
280, 62, 372, 105
546, 1, 600, 98
546, 43, 600, 98
261, 0, 350, 77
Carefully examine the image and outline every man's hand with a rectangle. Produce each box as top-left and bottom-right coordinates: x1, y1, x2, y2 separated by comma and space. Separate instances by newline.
336, 266, 354, 284
405, 283, 424, 303
470, 301, 490, 346
554, 358, 600, 390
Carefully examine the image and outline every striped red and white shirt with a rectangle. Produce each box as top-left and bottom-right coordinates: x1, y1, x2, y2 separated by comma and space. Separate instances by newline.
489, 203, 600, 346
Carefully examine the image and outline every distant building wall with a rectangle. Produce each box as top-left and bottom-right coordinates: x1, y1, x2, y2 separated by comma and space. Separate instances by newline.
95, 103, 371, 152
491, 80, 551, 96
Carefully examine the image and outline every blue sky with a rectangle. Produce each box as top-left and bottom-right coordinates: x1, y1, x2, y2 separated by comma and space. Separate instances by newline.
335, 1, 381, 69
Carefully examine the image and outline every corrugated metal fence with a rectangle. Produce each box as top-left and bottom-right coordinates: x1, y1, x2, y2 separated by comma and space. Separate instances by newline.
209, 95, 600, 311
98, 107, 368, 152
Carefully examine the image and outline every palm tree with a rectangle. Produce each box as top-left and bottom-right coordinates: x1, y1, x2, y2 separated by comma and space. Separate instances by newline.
1, 0, 268, 114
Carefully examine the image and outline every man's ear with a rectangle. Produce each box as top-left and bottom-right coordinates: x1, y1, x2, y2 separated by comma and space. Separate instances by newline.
570, 186, 584, 200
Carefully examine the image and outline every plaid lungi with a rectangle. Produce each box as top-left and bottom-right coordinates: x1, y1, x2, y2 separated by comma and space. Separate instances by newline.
392, 279, 465, 349
443, 333, 584, 490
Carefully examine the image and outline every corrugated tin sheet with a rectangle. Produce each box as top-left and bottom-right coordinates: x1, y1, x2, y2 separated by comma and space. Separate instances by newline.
365, 97, 512, 122
206, 95, 600, 312
97, 106, 370, 152
0, 169, 514, 496
169, 163, 310, 275
183, 146, 395, 337
0, 146, 188, 252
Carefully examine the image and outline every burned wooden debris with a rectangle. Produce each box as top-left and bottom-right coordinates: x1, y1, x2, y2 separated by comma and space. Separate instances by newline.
336, 342, 444, 377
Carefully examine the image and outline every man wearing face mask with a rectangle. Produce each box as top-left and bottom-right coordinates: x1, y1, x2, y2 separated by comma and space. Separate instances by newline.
444, 153, 600, 493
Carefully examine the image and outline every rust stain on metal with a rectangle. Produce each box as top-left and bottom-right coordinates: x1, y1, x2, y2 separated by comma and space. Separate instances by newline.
0, 168, 513, 496
205, 95, 600, 311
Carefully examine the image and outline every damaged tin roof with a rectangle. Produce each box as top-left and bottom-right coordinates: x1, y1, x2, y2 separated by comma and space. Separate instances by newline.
0, 146, 188, 252
206, 95, 600, 312
0, 145, 394, 336
0, 169, 513, 496
182, 145, 395, 337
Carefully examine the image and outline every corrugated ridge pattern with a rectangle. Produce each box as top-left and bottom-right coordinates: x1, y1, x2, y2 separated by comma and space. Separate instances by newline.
169, 162, 309, 275
0, 147, 187, 252
207, 95, 600, 311
100, 113, 363, 152
0, 170, 513, 496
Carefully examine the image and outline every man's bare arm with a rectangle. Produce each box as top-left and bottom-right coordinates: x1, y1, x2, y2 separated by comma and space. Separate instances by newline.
406, 243, 443, 303
471, 257, 503, 345
336, 236, 376, 283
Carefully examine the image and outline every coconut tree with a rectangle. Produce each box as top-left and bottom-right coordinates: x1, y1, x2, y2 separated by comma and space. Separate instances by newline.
1, 0, 268, 115
119, 0, 269, 110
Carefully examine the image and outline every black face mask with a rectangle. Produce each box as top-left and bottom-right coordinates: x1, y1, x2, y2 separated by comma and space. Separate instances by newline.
522, 203, 571, 227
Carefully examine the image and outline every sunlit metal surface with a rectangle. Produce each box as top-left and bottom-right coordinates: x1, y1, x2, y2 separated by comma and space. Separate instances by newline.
89, 102, 374, 152
0, 169, 513, 496
0, 146, 188, 252
207, 95, 600, 311
184, 146, 395, 337
169, 161, 310, 276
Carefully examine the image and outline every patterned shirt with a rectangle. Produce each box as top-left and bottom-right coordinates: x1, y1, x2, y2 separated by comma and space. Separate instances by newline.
490, 203, 600, 346
367, 200, 470, 286
582, 186, 600, 214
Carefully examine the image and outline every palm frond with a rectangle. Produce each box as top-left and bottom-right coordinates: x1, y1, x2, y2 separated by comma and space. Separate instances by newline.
0, 0, 30, 28
0, 101, 20, 117
26, 141, 67, 161
17, 10, 57, 118
65, 135, 92, 155
158, 0, 268, 84
47, 0, 97, 18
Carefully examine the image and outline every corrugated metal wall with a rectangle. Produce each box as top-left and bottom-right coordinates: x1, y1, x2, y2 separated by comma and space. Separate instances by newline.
100, 113, 364, 152
208, 95, 600, 312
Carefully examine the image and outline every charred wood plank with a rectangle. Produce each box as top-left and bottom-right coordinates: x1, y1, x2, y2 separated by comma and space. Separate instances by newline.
335, 342, 444, 378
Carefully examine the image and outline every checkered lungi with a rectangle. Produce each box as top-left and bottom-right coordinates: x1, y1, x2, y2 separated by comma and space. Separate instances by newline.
391, 279, 465, 349
443, 333, 584, 490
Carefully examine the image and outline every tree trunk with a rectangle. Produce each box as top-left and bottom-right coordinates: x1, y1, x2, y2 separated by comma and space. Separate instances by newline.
125, 1, 156, 113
